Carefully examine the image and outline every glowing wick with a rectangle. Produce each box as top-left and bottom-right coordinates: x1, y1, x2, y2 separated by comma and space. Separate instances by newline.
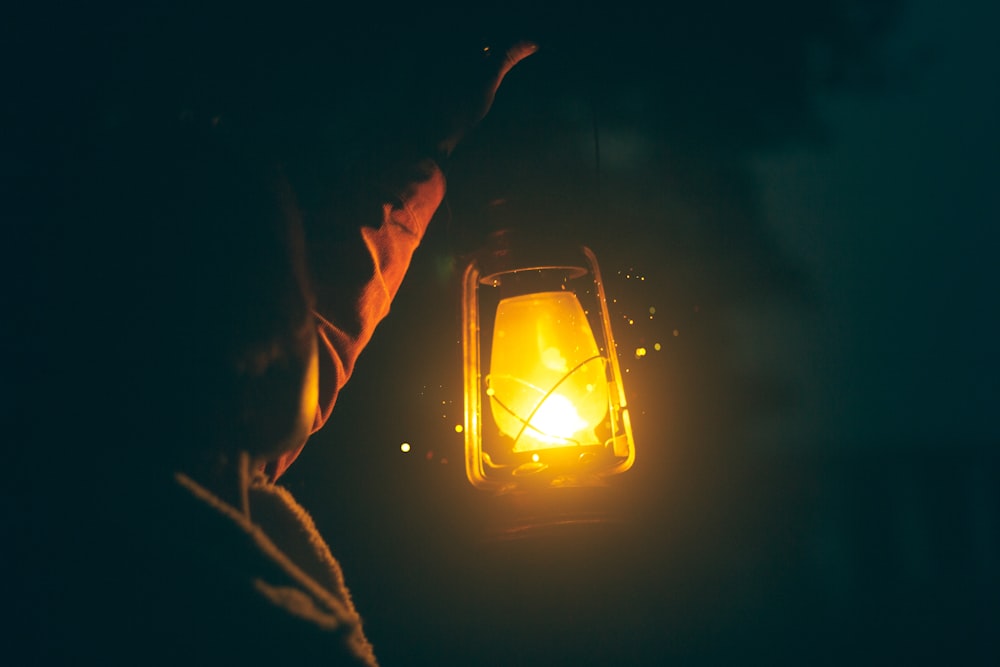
529, 393, 587, 441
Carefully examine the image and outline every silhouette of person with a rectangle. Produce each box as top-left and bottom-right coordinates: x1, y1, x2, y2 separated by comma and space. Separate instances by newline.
17, 38, 535, 664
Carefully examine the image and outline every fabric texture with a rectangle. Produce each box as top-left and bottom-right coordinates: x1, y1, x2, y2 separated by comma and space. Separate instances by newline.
267, 157, 445, 482
198, 156, 446, 663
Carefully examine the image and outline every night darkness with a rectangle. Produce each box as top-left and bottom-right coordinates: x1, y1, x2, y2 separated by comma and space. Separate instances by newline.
7, 0, 999, 665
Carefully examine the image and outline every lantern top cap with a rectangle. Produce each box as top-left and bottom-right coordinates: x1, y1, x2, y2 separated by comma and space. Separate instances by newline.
473, 228, 592, 278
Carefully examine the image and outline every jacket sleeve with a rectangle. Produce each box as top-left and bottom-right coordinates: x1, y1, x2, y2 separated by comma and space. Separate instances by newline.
267, 157, 446, 481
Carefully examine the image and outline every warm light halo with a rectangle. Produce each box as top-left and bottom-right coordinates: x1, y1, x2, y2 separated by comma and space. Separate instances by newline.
487, 290, 609, 453
462, 237, 635, 493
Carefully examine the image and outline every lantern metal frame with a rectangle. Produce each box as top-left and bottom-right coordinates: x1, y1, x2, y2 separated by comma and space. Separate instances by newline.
462, 232, 635, 493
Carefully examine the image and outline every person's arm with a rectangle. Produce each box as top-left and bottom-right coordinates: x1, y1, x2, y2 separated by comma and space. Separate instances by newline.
311, 41, 538, 428
267, 42, 536, 481
310, 157, 446, 433
261, 157, 444, 482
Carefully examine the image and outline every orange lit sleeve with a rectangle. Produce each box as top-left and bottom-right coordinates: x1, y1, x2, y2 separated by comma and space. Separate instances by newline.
266, 157, 445, 480
312, 158, 445, 428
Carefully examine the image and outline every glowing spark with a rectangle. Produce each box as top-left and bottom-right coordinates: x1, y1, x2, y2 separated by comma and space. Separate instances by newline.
635, 347, 647, 358
649, 307, 656, 314
400, 443, 411, 453
531, 453, 540, 463
454, 424, 463, 433
654, 342, 662, 351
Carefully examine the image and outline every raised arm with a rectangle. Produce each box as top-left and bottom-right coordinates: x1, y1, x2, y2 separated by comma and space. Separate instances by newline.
310, 158, 446, 434
265, 41, 537, 481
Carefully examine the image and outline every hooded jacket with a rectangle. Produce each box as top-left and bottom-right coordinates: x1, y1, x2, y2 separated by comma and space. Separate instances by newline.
171, 157, 447, 665
28, 156, 445, 666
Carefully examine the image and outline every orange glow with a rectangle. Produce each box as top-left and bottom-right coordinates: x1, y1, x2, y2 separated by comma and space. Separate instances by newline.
461, 242, 635, 492
527, 393, 586, 442
488, 292, 609, 452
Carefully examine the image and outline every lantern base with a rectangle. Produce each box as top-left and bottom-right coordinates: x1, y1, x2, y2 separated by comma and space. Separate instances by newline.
477, 484, 631, 544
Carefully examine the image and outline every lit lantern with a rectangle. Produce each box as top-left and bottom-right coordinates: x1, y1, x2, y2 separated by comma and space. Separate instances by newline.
462, 230, 635, 493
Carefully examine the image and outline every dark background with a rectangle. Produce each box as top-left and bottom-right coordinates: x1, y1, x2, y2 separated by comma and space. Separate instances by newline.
8, 0, 998, 664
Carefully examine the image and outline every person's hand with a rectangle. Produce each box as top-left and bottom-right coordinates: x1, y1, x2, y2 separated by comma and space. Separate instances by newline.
434, 40, 538, 158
